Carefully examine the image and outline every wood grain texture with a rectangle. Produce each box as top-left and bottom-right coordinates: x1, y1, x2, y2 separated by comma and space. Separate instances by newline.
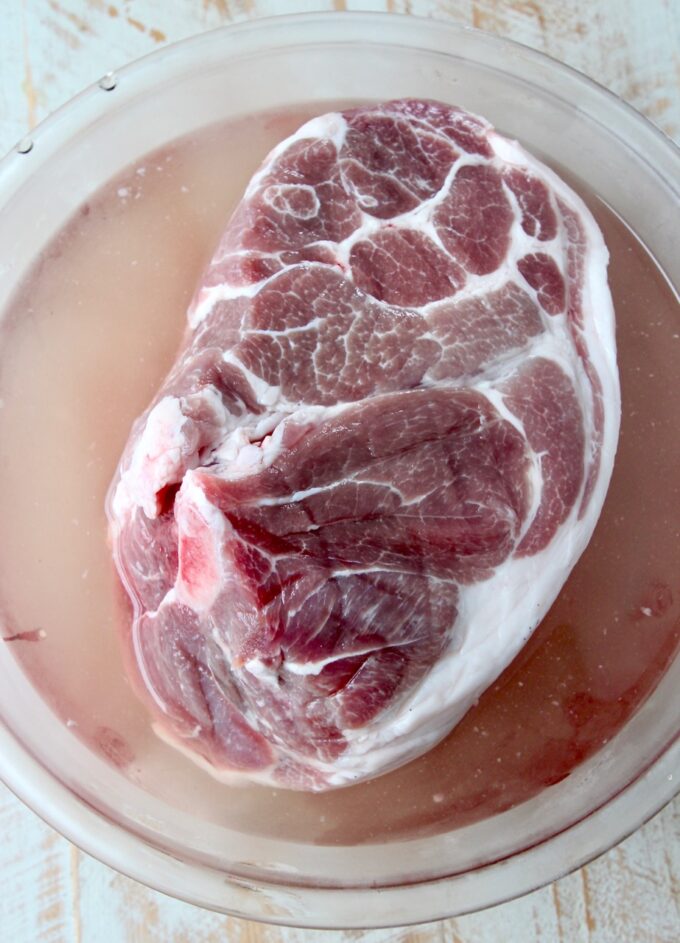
0, 1, 679, 941
1, 0, 679, 153
1, 780, 678, 943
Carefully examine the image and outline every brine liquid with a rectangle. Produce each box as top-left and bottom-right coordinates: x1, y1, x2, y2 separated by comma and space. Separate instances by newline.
0, 106, 678, 846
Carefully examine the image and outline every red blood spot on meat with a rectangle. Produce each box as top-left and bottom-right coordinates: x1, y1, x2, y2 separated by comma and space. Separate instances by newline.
176, 490, 221, 610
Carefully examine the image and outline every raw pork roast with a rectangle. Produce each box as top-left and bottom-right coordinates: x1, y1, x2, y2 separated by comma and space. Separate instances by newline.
108, 100, 619, 790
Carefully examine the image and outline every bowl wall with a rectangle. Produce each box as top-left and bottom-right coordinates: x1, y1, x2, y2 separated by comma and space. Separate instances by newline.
0, 12, 677, 928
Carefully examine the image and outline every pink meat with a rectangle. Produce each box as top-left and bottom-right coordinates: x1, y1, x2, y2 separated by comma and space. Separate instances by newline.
108, 99, 618, 790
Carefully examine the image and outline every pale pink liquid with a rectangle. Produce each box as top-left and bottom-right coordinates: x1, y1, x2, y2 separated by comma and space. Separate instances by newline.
0, 107, 678, 844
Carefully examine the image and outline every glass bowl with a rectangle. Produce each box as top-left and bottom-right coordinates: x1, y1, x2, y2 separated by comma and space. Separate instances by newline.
0, 12, 678, 929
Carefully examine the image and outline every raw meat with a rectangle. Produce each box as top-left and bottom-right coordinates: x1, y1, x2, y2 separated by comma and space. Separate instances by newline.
108, 100, 620, 790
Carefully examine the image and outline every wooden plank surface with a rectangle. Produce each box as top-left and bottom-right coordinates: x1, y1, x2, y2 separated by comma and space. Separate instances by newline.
1, 1, 679, 941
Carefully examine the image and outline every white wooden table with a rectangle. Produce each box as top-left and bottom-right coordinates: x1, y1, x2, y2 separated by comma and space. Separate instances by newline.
1, 2, 678, 941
